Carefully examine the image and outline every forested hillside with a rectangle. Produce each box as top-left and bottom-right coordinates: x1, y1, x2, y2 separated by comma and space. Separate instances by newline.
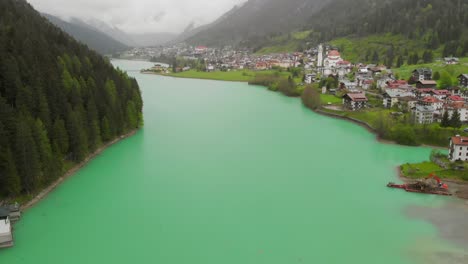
185, 0, 331, 47
0, 0, 143, 199
186, 0, 468, 63
306, 0, 468, 65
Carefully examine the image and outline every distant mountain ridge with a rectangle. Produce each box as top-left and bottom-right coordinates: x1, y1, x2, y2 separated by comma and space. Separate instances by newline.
71, 18, 177, 47
45, 15, 178, 49
43, 14, 129, 55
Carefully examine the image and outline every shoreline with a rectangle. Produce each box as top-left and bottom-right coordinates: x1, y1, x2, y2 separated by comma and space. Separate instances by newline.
396, 166, 468, 200
313, 108, 446, 149
140, 71, 253, 83
20, 130, 139, 212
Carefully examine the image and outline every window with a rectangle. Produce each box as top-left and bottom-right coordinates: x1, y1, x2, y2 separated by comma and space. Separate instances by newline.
460, 152, 462, 156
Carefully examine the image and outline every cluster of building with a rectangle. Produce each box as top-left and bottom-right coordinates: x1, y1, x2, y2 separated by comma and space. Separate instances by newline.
380, 70, 468, 124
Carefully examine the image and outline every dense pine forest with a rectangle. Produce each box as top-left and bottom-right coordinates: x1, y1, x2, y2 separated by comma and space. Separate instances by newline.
0, 0, 143, 199
306, 0, 468, 63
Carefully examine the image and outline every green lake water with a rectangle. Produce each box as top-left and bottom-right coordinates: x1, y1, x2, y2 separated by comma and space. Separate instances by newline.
0, 59, 464, 263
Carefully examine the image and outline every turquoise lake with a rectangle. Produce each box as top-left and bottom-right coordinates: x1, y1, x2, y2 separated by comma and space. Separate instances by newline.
0, 59, 465, 264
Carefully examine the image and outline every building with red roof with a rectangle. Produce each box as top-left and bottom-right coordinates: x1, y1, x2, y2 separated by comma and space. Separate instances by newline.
449, 136, 468, 161
343, 93, 368, 111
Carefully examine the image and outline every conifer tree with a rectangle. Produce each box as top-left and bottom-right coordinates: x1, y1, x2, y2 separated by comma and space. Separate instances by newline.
450, 109, 462, 128
440, 110, 450, 127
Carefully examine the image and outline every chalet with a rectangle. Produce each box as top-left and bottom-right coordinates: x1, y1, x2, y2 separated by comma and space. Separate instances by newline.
206, 64, 215, 72
343, 93, 368, 111
386, 80, 409, 89
447, 95, 465, 104
447, 86, 461, 96
412, 105, 435, 124
444, 57, 459, 65
431, 90, 451, 100
416, 80, 437, 89
382, 90, 415, 108
341, 81, 358, 90
458, 74, 468, 88
449, 135, 468, 162
195, 46, 208, 54
361, 79, 374, 90
419, 96, 444, 110
412, 68, 432, 82
415, 88, 434, 98
255, 62, 269, 70
0, 207, 13, 248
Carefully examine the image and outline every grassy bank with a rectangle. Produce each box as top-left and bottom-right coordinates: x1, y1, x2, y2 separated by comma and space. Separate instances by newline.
330, 34, 439, 63
392, 58, 468, 80
401, 161, 468, 181
152, 69, 294, 82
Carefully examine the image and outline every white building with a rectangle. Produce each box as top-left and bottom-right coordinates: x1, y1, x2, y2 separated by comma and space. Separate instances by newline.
382, 90, 416, 108
305, 73, 317, 84
449, 136, 468, 162
412, 105, 435, 124
0, 208, 13, 248
323, 50, 343, 68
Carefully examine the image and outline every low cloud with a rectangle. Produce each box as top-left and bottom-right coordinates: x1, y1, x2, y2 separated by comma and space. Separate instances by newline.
28, 0, 246, 33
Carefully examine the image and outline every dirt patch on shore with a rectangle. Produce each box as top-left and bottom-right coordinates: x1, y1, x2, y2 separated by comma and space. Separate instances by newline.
20, 130, 138, 211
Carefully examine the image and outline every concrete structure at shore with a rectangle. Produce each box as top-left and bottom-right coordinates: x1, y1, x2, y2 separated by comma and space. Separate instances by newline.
0, 207, 13, 248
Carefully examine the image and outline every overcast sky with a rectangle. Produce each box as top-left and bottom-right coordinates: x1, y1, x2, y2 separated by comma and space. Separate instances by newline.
28, 0, 247, 34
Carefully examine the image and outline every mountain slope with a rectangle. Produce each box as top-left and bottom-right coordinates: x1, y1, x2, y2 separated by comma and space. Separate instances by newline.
43, 14, 129, 55
185, 0, 332, 47
0, 0, 143, 198
186, 0, 468, 59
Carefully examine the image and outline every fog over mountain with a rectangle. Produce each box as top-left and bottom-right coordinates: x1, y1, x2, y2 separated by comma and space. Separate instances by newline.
28, 0, 247, 34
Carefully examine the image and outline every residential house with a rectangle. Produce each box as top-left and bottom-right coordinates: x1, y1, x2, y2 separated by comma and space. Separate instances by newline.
341, 81, 358, 90
447, 95, 465, 104
445, 57, 459, 65
412, 68, 432, 82
431, 90, 451, 100
386, 80, 409, 89
447, 86, 461, 96
361, 79, 374, 90
255, 62, 269, 70
206, 64, 215, 72
382, 90, 416, 108
416, 80, 437, 89
419, 96, 444, 110
343, 93, 368, 111
305, 73, 317, 84
0, 207, 13, 248
458, 74, 468, 88
449, 136, 468, 162
412, 105, 435, 124
415, 88, 434, 98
